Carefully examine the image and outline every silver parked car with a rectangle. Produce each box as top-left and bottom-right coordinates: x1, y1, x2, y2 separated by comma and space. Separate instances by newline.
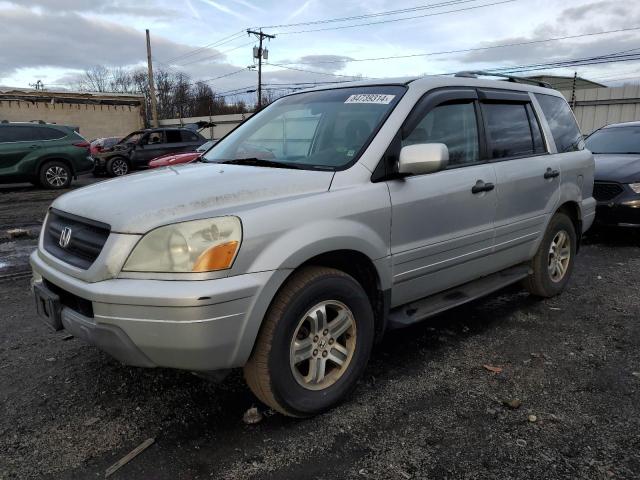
31, 73, 595, 417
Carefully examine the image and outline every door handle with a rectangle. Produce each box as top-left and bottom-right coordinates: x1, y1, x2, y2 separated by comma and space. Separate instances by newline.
29, 144, 40, 149
471, 180, 495, 194
544, 168, 560, 179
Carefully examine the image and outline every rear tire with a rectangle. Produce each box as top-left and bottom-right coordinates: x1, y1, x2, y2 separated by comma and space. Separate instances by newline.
244, 266, 375, 417
39, 161, 72, 189
524, 212, 577, 297
106, 156, 129, 177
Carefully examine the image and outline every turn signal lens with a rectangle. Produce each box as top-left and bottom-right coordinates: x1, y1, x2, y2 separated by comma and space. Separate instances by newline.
193, 241, 239, 272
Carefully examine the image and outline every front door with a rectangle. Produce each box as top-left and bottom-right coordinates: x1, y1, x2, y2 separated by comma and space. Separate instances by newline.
388, 89, 498, 307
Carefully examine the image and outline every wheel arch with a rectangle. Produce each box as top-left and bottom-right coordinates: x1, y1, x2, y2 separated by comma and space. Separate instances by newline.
555, 200, 582, 252
37, 156, 76, 177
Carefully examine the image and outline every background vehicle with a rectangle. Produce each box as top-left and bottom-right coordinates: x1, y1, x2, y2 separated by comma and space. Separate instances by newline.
148, 139, 216, 168
31, 75, 595, 417
585, 121, 640, 226
94, 127, 206, 176
0, 121, 93, 189
89, 136, 120, 156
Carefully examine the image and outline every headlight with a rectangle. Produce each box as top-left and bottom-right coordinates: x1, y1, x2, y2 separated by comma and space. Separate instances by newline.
629, 182, 640, 194
123, 217, 241, 273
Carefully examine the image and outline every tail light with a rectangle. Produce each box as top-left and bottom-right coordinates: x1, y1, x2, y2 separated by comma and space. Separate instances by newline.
73, 141, 90, 148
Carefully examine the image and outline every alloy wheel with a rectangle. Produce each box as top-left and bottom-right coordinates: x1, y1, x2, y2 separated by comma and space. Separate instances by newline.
45, 166, 69, 187
548, 230, 571, 282
112, 159, 129, 176
289, 300, 356, 391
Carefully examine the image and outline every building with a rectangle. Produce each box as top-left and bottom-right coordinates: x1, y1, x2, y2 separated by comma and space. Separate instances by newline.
0, 87, 145, 140
526, 75, 606, 90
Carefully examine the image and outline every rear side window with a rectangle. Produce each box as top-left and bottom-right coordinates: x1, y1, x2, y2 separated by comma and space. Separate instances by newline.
166, 130, 182, 143
482, 103, 544, 159
403, 101, 479, 166
0, 125, 44, 142
36, 127, 66, 140
181, 130, 199, 142
535, 94, 583, 153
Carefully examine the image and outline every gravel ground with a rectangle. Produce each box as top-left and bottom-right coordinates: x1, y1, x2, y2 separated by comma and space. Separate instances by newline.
1, 178, 639, 479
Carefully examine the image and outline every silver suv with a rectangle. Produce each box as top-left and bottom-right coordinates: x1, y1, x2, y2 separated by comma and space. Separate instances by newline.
31, 74, 595, 417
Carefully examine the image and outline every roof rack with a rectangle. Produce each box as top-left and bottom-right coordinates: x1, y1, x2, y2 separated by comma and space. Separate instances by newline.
454, 71, 552, 88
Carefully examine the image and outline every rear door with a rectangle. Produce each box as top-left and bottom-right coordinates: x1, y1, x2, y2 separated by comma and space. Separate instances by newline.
479, 89, 559, 267
180, 129, 205, 150
0, 126, 39, 178
388, 88, 498, 307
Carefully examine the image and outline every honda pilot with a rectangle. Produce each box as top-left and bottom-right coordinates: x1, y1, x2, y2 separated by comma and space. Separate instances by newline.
31, 74, 595, 417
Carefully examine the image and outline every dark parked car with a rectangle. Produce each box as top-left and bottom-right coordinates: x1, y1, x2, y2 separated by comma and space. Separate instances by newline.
0, 121, 93, 189
94, 127, 206, 176
585, 121, 640, 226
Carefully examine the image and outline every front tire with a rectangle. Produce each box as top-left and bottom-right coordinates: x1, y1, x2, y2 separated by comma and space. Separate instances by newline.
244, 267, 375, 417
524, 212, 577, 297
39, 161, 72, 189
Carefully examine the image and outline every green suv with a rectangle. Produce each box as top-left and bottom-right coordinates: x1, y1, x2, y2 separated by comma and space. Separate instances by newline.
0, 122, 94, 189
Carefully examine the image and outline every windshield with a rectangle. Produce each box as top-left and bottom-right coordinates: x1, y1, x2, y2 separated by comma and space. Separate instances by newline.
118, 131, 144, 145
202, 86, 406, 170
585, 126, 640, 154
196, 140, 215, 152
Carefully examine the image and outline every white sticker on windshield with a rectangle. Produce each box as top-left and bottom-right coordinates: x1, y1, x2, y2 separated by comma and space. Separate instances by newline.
345, 94, 395, 104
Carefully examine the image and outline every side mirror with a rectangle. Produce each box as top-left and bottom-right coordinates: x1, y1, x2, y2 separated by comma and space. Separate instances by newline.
398, 143, 449, 175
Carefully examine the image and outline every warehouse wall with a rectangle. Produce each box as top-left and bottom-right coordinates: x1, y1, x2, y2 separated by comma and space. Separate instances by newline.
0, 99, 144, 140
560, 84, 640, 134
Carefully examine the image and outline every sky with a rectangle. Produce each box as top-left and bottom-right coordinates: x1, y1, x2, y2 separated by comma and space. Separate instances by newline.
1, 0, 640, 100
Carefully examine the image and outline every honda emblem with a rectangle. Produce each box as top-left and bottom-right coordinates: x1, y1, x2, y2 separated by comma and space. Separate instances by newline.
59, 227, 72, 248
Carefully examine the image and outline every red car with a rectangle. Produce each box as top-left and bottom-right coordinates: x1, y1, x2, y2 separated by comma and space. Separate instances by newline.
148, 140, 215, 168
90, 136, 121, 156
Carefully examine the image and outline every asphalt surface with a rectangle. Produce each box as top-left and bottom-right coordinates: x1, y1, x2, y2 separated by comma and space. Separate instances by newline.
1, 176, 639, 479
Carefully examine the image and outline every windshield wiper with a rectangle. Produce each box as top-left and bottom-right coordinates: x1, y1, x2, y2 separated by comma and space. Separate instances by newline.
219, 158, 301, 169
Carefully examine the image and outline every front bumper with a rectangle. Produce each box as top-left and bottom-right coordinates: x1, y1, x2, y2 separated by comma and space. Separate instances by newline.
595, 187, 640, 226
30, 250, 289, 371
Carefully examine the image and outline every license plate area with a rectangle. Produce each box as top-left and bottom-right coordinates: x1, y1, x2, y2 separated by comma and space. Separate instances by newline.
34, 282, 63, 331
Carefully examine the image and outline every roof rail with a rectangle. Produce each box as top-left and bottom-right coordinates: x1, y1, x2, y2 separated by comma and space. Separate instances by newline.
454, 71, 552, 88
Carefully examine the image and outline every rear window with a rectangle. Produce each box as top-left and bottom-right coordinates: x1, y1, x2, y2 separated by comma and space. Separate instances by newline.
535, 94, 583, 153
482, 103, 545, 159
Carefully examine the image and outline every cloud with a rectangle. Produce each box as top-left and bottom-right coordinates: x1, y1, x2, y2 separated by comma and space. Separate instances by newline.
286, 0, 315, 21
199, 0, 248, 20
9, 0, 181, 18
284, 55, 354, 73
458, 1, 640, 69
0, 6, 228, 79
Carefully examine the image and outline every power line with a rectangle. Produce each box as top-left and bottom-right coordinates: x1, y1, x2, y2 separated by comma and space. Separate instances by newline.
175, 41, 254, 66
272, 0, 516, 35
161, 30, 246, 65
270, 26, 640, 67
255, 0, 481, 29
266, 62, 371, 79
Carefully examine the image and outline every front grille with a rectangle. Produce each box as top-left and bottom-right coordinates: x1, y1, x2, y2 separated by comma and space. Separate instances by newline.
44, 279, 94, 318
593, 182, 624, 202
43, 209, 110, 269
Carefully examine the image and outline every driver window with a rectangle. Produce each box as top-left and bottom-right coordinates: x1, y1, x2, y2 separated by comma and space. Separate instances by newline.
145, 132, 163, 145
403, 101, 479, 167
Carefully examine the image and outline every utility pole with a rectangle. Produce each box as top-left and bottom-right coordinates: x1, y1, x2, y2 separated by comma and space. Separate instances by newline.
570, 71, 578, 110
247, 29, 275, 109
146, 29, 159, 127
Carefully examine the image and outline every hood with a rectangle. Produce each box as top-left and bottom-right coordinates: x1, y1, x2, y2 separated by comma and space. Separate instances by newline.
52, 163, 334, 233
594, 154, 640, 183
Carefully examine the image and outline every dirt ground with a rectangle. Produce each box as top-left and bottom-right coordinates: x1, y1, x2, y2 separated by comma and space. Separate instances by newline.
1, 177, 639, 479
